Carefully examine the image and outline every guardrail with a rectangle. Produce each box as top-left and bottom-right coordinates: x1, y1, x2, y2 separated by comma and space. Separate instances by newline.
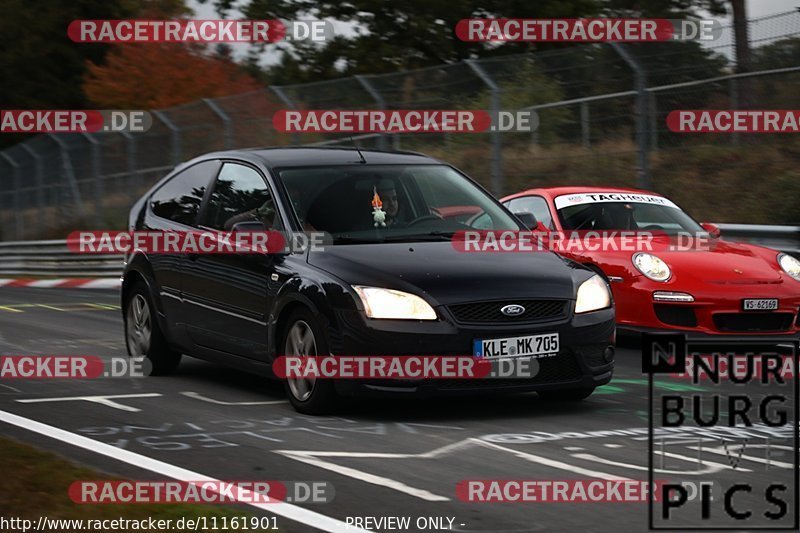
0, 239, 123, 277
0, 224, 797, 278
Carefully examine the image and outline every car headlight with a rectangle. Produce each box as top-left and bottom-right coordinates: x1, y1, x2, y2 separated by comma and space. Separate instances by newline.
633, 252, 671, 282
575, 275, 612, 314
353, 286, 437, 320
778, 253, 800, 282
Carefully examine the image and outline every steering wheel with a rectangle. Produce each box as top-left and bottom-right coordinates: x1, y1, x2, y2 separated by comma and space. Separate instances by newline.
641, 224, 665, 231
405, 214, 444, 227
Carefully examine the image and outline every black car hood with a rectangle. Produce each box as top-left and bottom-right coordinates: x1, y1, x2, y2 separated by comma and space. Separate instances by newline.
308, 242, 579, 305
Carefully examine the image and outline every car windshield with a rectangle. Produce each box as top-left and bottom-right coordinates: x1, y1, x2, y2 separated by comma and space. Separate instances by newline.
278, 164, 521, 243
557, 200, 704, 234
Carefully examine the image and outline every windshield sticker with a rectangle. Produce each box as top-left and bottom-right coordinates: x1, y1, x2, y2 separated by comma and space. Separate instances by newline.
554, 193, 679, 210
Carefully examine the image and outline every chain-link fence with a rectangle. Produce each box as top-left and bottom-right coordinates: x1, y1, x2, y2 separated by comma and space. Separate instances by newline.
1, 10, 799, 241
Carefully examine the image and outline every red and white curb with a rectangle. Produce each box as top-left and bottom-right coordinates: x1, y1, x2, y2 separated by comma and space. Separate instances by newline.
0, 278, 120, 289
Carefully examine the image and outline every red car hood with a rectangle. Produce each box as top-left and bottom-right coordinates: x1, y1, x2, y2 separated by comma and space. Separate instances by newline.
577, 237, 784, 284
658, 242, 782, 284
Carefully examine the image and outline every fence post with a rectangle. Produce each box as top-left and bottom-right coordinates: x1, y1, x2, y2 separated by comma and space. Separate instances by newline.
355, 75, 389, 151
466, 59, 503, 196
20, 144, 45, 235
153, 110, 182, 165
580, 101, 590, 149
608, 42, 650, 189
729, 77, 740, 147
49, 134, 87, 222
120, 131, 138, 203
81, 133, 104, 227
203, 98, 233, 149
270, 86, 300, 146
648, 92, 658, 153
0, 153, 22, 240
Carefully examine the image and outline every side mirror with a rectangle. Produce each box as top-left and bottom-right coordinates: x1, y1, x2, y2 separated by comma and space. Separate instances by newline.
700, 222, 721, 238
535, 221, 549, 233
513, 211, 537, 230
231, 221, 267, 232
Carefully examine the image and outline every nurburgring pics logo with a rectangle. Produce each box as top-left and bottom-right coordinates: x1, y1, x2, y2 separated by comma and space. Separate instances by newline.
643, 335, 799, 529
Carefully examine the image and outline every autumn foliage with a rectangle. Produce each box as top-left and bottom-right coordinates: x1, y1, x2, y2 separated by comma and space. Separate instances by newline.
83, 43, 262, 109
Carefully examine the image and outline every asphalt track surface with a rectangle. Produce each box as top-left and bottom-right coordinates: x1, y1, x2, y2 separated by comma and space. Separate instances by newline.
0, 288, 797, 532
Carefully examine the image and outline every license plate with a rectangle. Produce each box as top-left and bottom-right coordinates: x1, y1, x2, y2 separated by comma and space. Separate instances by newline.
743, 298, 779, 311
473, 333, 559, 359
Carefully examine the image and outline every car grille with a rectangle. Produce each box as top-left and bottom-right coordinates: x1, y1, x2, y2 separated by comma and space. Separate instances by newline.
713, 312, 794, 332
654, 304, 697, 328
437, 353, 582, 389
447, 299, 568, 324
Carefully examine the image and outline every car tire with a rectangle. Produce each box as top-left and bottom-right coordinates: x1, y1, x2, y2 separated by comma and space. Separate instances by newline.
538, 387, 595, 401
124, 281, 181, 376
281, 308, 339, 415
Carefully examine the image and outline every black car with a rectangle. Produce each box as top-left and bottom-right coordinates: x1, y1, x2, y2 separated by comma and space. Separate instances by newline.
122, 147, 616, 414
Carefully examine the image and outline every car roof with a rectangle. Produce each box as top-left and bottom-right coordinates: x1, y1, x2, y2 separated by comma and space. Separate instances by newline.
200, 146, 441, 168
505, 185, 664, 200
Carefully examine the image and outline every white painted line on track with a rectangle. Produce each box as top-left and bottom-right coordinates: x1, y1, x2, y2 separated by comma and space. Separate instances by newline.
475, 439, 633, 481
0, 409, 372, 533
16, 393, 163, 412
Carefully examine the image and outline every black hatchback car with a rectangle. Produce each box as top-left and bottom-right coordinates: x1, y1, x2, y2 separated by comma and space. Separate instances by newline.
122, 147, 616, 413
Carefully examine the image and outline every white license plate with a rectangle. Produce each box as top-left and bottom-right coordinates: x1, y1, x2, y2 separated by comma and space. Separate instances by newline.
473, 333, 559, 359
743, 298, 778, 311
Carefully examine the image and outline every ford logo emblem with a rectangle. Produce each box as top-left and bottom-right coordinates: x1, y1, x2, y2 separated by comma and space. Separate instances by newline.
501, 304, 525, 316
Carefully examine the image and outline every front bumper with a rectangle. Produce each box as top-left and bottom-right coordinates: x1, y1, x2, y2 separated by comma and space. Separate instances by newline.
327, 306, 616, 396
614, 277, 800, 336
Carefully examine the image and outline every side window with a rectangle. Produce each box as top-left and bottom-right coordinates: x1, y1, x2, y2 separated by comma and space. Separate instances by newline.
506, 196, 554, 229
199, 163, 282, 231
150, 161, 218, 225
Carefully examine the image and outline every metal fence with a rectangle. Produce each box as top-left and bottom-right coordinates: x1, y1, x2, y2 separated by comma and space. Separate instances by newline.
1, 10, 799, 241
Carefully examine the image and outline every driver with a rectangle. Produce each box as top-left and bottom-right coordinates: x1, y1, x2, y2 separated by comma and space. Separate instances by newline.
375, 178, 401, 226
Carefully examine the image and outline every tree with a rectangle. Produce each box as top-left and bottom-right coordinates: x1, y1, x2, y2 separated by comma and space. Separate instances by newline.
204, 0, 601, 81
0, 0, 189, 146
82, 43, 262, 108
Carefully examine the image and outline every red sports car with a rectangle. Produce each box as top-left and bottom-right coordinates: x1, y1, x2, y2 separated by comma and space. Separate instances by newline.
500, 186, 800, 336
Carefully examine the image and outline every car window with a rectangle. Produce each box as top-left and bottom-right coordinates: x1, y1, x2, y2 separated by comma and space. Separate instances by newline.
200, 163, 282, 231
558, 201, 704, 233
505, 196, 553, 229
278, 165, 520, 242
150, 161, 218, 226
